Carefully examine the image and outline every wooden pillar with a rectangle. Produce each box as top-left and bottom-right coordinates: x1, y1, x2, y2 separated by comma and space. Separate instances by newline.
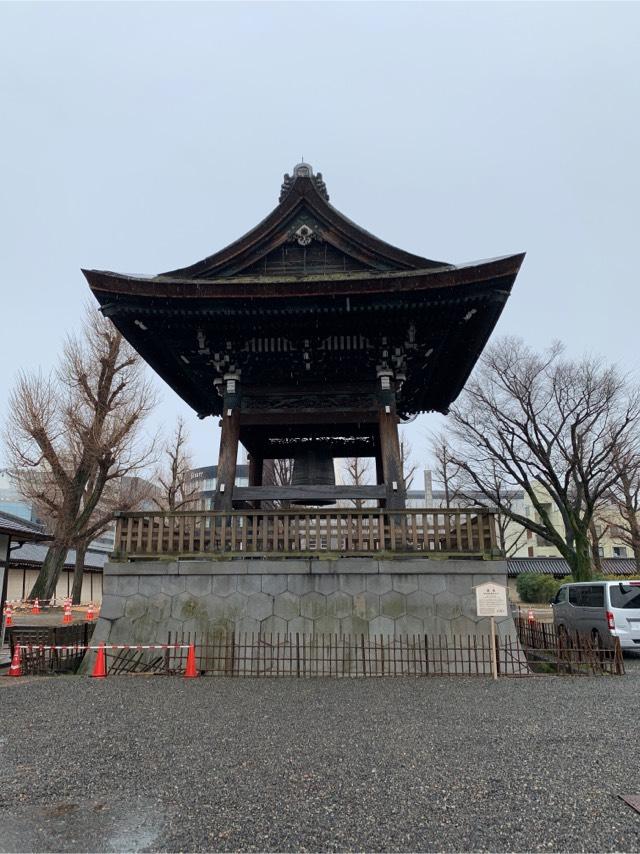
214, 375, 241, 511
248, 452, 264, 510
377, 370, 406, 510
248, 453, 263, 487
374, 440, 385, 509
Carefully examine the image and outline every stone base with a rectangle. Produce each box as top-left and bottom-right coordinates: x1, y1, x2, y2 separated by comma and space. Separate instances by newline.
90, 558, 515, 648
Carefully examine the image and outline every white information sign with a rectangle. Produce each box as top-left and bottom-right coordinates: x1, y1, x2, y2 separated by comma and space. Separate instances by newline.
475, 581, 508, 617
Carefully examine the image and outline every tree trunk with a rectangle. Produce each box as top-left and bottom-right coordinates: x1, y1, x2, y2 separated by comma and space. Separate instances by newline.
589, 521, 603, 574
567, 529, 593, 581
29, 543, 69, 601
71, 542, 87, 605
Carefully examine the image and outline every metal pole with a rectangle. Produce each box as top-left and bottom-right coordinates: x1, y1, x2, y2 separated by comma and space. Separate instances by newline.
490, 616, 498, 681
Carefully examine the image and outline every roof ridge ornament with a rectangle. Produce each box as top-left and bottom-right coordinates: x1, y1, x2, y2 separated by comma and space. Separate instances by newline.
279, 162, 330, 203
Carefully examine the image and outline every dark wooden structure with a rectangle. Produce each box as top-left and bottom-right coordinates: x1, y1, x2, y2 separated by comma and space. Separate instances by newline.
84, 163, 524, 511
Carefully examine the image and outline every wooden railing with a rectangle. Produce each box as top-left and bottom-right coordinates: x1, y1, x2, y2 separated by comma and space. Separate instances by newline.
113, 508, 499, 559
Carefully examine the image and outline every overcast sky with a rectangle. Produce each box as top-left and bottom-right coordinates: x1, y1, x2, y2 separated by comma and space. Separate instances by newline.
1, 2, 638, 476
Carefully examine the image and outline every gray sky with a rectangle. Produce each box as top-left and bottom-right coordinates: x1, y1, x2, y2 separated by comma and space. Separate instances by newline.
1, 2, 638, 473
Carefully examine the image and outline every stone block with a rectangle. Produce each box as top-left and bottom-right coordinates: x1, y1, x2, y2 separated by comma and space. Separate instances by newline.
260, 575, 287, 596
219, 592, 249, 623
108, 617, 136, 644
406, 590, 435, 619
274, 591, 300, 620
395, 615, 424, 637
139, 577, 160, 598
148, 592, 171, 623
326, 591, 352, 619
102, 576, 117, 596
171, 591, 200, 621
313, 615, 342, 636
313, 575, 340, 595
418, 575, 447, 596
121, 561, 175, 576
235, 617, 260, 636
288, 575, 314, 595
380, 591, 406, 619
186, 576, 213, 597
116, 576, 140, 596
98, 595, 126, 621
340, 616, 369, 637
247, 592, 273, 621
300, 592, 327, 620
450, 616, 480, 637
249, 559, 310, 575
124, 594, 148, 620
339, 575, 366, 595
367, 574, 393, 595
233, 575, 261, 595
261, 615, 287, 636
311, 557, 379, 575
446, 574, 475, 597
211, 576, 236, 596
369, 615, 395, 637
434, 591, 463, 621
288, 616, 313, 636
353, 592, 380, 621
392, 574, 419, 594
160, 576, 187, 597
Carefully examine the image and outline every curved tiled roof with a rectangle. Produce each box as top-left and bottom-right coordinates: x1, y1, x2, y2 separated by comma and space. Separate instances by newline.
0, 510, 49, 542
507, 557, 637, 577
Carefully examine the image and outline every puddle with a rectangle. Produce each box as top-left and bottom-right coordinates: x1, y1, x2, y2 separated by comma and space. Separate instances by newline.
0, 800, 164, 853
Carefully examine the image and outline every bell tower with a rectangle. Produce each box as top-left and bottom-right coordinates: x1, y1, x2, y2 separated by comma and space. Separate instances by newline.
84, 162, 524, 513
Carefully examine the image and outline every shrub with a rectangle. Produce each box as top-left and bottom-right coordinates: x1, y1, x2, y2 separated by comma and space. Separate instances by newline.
516, 573, 565, 603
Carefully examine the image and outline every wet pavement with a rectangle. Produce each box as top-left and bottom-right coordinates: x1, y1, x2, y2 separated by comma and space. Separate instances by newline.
1, 664, 639, 852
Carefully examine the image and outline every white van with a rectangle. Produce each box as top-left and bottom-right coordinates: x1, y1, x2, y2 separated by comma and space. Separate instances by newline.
551, 581, 640, 650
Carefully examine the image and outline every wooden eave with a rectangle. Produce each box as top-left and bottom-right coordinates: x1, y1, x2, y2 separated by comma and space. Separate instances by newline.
83, 253, 524, 304
159, 174, 446, 278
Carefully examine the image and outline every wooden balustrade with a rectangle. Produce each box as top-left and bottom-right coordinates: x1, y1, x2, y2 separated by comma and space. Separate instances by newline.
113, 508, 499, 559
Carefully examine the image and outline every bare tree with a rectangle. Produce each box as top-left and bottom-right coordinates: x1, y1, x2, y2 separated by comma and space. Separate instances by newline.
152, 418, 198, 512
400, 431, 417, 492
447, 338, 640, 580
5, 306, 156, 600
343, 456, 371, 508
605, 442, 640, 569
429, 431, 464, 506
261, 457, 294, 508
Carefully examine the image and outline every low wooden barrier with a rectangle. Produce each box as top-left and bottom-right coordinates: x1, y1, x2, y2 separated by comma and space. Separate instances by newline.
515, 616, 624, 675
114, 508, 498, 559
164, 630, 528, 677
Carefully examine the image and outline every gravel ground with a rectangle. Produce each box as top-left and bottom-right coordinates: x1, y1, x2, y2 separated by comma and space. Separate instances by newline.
1, 661, 640, 853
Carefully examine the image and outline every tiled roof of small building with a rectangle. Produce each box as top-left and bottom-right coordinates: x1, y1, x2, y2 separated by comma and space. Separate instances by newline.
507, 557, 637, 577
9, 542, 108, 571
0, 510, 49, 541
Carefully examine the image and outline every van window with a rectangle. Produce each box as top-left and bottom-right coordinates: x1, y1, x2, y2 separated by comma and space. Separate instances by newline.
609, 583, 640, 610
569, 585, 605, 607
554, 587, 568, 604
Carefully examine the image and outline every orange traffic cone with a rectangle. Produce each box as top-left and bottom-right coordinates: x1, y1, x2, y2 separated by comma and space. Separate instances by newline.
87, 603, 95, 621
31, 598, 40, 615
3, 604, 12, 627
184, 643, 199, 678
527, 608, 535, 624
63, 601, 72, 624
91, 643, 107, 678
9, 643, 22, 677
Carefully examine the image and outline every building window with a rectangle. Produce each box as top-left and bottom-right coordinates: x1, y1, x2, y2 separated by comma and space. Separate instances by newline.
613, 546, 628, 558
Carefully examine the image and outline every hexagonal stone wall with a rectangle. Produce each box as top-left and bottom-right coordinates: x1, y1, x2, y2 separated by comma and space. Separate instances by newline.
94, 558, 515, 650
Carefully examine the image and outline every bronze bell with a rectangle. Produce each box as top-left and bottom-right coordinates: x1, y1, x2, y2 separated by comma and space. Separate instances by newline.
291, 446, 335, 505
